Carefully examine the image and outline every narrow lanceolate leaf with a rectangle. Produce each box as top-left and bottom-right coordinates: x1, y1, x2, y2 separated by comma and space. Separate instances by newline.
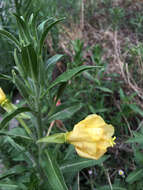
27, 44, 38, 80
12, 72, 30, 100
126, 169, 143, 184
47, 65, 99, 91
96, 86, 113, 93
128, 104, 143, 117
0, 107, 31, 129
14, 49, 26, 78
42, 150, 68, 190
0, 128, 33, 141
0, 29, 20, 50
0, 164, 27, 180
126, 136, 143, 144
0, 73, 12, 81
4, 136, 34, 165
38, 17, 54, 33
60, 155, 110, 173
21, 44, 38, 80
48, 104, 83, 122
0, 171, 16, 180
0, 184, 18, 189
39, 18, 64, 54
13, 13, 30, 44
46, 54, 64, 69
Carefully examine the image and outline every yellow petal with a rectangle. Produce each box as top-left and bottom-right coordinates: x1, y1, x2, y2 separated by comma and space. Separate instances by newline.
78, 114, 106, 129
75, 148, 98, 159
75, 147, 106, 160
103, 124, 114, 139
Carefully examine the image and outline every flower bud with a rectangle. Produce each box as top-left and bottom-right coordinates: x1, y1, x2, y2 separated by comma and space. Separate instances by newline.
66, 114, 115, 160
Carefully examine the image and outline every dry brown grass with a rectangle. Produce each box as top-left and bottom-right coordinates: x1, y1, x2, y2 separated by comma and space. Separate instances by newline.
54, 0, 143, 109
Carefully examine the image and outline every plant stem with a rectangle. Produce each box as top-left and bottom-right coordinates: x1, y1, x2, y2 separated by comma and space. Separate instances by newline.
102, 164, 113, 190
17, 117, 33, 137
14, 0, 20, 15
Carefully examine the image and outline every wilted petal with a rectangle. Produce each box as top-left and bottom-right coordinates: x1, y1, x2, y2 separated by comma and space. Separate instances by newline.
66, 114, 115, 160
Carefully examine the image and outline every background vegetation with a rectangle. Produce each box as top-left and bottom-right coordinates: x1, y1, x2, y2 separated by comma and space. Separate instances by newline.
0, 0, 143, 189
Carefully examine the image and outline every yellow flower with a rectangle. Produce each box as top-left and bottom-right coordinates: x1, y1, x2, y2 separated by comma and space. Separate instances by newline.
0, 87, 6, 105
66, 114, 115, 160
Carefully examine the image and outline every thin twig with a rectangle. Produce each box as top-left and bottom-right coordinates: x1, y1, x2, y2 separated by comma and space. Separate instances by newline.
102, 164, 113, 190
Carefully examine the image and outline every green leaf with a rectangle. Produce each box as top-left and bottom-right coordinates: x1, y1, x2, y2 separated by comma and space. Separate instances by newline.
21, 45, 30, 76
119, 88, 125, 100
4, 136, 34, 165
0, 74, 12, 81
126, 169, 143, 184
0, 165, 27, 180
14, 49, 27, 79
29, 11, 39, 42
0, 107, 31, 129
48, 104, 83, 121
96, 86, 113, 93
23, 0, 33, 20
88, 105, 108, 114
99, 186, 127, 190
39, 18, 64, 54
126, 135, 143, 144
55, 82, 67, 102
0, 184, 18, 189
12, 72, 30, 100
0, 127, 33, 141
13, 13, 30, 44
46, 54, 64, 69
0, 171, 16, 180
134, 149, 143, 164
42, 150, 68, 190
38, 17, 54, 33
47, 65, 98, 91
21, 44, 38, 80
128, 104, 143, 117
60, 155, 110, 173
83, 71, 98, 83
0, 29, 20, 50
28, 45, 38, 80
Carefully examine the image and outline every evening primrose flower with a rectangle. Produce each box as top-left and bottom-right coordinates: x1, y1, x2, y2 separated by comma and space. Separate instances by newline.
0, 87, 6, 105
66, 114, 115, 160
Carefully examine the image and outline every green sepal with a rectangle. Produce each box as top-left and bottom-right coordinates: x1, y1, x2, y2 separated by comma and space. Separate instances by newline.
37, 133, 66, 144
